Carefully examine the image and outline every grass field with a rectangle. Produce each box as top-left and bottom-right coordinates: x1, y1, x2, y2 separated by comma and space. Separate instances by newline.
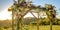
2, 25, 60, 30
22, 25, 60, 30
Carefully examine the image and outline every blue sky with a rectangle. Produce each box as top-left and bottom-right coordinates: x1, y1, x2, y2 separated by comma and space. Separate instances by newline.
0, 0, 13, 11
0, 0, 60, 14
0, 0, 60, 20
32, 0, 60, 13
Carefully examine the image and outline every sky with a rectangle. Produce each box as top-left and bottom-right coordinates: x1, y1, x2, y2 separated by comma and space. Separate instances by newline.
0, 0, 60, 20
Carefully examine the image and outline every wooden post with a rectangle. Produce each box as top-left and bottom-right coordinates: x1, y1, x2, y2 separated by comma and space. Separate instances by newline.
16, 16, 20, 30
12, 9, 14, 30
37, 12, 40, 30
50, 19, 52, 30
16, 17, 22, 30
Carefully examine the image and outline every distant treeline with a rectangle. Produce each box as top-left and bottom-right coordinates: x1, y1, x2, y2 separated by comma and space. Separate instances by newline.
22, 17, 60, 25
0, 17, 60, 28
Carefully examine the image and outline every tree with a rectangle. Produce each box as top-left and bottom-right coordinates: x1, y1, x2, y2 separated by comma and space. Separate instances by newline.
8, 0, 33, 30
45, 4, 56, 30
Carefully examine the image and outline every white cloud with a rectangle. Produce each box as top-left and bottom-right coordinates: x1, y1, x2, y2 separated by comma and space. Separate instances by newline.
0, 9, 12, 20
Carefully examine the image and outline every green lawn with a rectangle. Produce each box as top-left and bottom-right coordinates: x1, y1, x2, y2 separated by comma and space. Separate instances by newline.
2, 25, 60, 30
23, 25, 60, 30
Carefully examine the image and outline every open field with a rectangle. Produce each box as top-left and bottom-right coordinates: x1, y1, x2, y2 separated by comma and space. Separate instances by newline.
22, 25, 60, 30
2, 25, 60, 30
